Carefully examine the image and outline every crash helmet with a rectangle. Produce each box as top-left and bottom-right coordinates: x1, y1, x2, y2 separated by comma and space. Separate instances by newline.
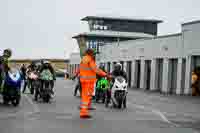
3, 48, 12, 58
114, 62, 122, 71
99, 64, 105, 71
43, 60, 50, 64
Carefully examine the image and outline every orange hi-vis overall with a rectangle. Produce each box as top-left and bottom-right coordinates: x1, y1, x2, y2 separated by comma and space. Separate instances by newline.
79, 55, 106, 117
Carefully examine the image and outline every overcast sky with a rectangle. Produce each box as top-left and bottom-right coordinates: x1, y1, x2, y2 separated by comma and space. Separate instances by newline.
0, 0, 200, 59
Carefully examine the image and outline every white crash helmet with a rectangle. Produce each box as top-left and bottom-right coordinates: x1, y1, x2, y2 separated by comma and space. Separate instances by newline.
115, 62, 122, 70
43, 60, 50, 64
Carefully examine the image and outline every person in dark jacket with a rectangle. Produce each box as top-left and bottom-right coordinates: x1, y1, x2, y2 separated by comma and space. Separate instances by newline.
26, 62, 37, 94
20, 64, 28, 93
73, 68, 81, 97
0, 49, 12, 92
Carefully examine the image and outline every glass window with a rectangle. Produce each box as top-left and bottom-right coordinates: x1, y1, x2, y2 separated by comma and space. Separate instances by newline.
99, 25, 103, 30
96, 43, 99, 53
95, 20, 99, 25
94, 41, 97, 49
93, 24, 97, 30
99, 20, 104, 24
89, 41, 92, 49
90, 41, 93, 48
86, 41, 90, 48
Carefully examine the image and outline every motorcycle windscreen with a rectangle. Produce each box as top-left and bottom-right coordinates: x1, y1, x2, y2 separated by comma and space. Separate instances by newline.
115, 76, 125, 83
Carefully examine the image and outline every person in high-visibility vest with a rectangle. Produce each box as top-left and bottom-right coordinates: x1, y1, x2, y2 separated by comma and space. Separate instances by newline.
191, 70, 200, 96
79, 48, 111, 119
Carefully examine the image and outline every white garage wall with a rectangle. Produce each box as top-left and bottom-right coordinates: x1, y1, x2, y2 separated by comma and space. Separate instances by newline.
182, 22, 200, 56
99, 34, 183, 63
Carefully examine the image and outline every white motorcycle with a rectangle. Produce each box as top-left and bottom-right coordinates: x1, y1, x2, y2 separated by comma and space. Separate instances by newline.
109, 76, 128, 109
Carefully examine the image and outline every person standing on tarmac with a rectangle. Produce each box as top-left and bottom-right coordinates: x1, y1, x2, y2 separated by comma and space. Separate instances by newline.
79, 48, 111, 119
26, 62, 37, 94
0, 49, 12, 92
20, 64, 28, 93
73, 67, 81, 97
191, 67, 200, 96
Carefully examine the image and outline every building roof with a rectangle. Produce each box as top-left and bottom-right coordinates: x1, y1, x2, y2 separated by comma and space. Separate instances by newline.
72, 31, 154, 39
182, 20, 200, 26
10, 59, 69, 62
81, 16, 163, 23
155, 33, 181, 39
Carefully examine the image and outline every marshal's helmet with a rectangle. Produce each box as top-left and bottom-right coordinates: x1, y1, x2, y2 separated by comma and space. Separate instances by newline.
85, 48, 97, 57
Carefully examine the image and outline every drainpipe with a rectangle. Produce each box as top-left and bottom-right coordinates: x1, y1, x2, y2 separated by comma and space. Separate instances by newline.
117, 37, 120, 63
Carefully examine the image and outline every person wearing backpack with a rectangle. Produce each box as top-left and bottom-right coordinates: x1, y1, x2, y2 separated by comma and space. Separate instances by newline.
40, 60, 56, 95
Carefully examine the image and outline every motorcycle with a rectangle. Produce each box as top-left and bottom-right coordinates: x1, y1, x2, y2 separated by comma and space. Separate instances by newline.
106, 76, 128, 109
2, 68, 22, 106
40, 69, 54, 103
95, 78, 110, 103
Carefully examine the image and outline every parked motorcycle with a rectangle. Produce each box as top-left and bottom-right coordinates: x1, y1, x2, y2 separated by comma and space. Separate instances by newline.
2, 68, 22, 106
106, 76, 128, 109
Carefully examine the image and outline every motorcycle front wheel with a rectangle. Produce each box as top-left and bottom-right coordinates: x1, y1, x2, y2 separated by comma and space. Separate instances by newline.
123, 96, 127, 108
117, 98, 123, 109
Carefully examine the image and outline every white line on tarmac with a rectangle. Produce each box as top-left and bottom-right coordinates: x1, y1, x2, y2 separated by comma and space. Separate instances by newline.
129, 100, 180, 127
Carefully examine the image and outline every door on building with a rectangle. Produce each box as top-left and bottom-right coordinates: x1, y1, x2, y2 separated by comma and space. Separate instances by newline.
181, 59, 186, 94
145, 60, 151, 90
127, 61, 132, 88
120, 61, 124, 71
107, 62, 111, 73
169, 59, 178, 94
156, 59, 163, 92
113, 62, 116, 71
135, 60, 141, 88
193, 56, 200, 70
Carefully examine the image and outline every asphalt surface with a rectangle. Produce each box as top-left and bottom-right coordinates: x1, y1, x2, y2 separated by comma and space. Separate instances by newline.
0, 78, 200, 133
